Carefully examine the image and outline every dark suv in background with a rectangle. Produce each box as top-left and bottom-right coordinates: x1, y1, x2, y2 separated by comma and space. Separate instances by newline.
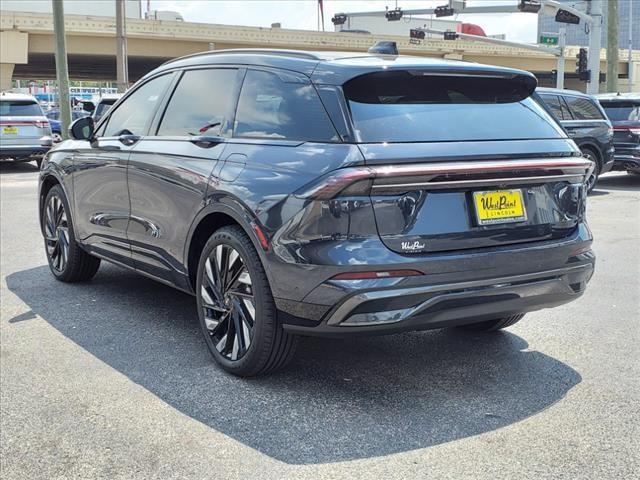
597, 93, 640, 174
535, 87, 614, 191
39, 50, 595, 376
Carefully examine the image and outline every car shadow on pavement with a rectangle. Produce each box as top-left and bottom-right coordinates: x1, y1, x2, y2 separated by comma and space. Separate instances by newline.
594, 172, 640, 193
6, 264, 582, 465
0, 162, 39, 174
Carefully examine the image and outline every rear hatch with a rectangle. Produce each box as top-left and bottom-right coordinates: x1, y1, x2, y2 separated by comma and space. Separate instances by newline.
343, 70, 590, 254
599, 100, 640, 150
0, 99, 49, 146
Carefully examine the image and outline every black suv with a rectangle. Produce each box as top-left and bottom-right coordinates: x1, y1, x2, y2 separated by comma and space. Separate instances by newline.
535, 87, 614, 191
597, 93, 640, 174
39, 50, 595, 376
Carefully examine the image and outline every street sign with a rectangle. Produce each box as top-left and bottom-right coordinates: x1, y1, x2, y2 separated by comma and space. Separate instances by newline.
539, 34, 559, 46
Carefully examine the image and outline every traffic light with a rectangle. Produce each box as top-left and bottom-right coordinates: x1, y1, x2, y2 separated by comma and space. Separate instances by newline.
410, 29, 426, 40
444, 31, 459, 41
385, 7, 403, 21
576, 48, 590, 82
555, 9, 581, 24
434, 5, 455, 17
331, 13, 347, 25
518, 0, 542, 13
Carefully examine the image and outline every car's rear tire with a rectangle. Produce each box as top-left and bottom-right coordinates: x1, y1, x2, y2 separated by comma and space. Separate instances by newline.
42, 185, 101, 282
196, 225, 298, 377
581, 147, 601, 193
458, 314, 525, 332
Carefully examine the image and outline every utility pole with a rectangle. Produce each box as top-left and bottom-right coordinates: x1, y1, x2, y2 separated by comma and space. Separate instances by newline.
115, 0, 129, 93
52, 0, 71, 140
606, 0, 619, 92
586, 0, 603, 94
557, 26, 566, 89
629, 0, 634, 92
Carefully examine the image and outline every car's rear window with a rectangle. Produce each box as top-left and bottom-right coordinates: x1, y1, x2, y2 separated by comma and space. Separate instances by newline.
599, 101, 640, 122
343, 72, 565, 143
0, 100, 43, 117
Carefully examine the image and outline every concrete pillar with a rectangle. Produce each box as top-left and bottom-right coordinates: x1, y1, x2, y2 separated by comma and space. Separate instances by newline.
0, 63, 15, 90
0, 30, 29, 90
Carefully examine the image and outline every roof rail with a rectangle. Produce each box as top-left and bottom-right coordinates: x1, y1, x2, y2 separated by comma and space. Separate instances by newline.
162, 48, 322, 66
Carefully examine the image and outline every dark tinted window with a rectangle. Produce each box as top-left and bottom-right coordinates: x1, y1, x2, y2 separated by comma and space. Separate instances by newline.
562, 95, 603, 120
344, 72, 564, 143
158, 68, 238, 136
539, 94, 564, 120
599, 101, 640, 121
234, 69, 338, 142
0, 100, 42, 116
104, 75, 172, 136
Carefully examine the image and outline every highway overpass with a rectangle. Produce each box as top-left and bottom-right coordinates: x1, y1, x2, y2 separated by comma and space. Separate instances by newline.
1, 10, 638, 92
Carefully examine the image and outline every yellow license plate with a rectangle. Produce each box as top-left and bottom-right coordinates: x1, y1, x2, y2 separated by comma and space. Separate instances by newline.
473, 189, 527, 225
2, 126, 18, 135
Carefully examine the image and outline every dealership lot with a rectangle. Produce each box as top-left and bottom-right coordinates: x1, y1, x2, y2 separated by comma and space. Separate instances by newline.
1, 163, 638, 479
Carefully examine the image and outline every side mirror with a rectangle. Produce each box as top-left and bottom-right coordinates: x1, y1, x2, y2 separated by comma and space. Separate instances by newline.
81, 101, 95, 113
69, 116, 95, 141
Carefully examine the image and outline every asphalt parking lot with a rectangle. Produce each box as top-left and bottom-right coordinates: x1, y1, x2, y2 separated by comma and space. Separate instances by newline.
1, 162, 639, 479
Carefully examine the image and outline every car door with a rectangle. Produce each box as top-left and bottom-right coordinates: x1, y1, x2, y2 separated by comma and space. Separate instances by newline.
126, 67, 243, 287
72, 73, 174, 267
559, 94, 608, 145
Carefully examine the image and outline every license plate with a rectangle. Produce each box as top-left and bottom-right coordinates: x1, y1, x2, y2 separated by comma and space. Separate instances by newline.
2, 126, 18, 135
473, 189, 527, 225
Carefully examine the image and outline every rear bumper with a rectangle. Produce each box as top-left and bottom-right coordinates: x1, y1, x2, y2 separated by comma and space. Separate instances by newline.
612, 150, 640, 172
0, 144, 51, 159
282, 259, 594, 337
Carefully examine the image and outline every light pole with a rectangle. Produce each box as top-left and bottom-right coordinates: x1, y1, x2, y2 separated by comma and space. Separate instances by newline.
606, 0, 619, 92
586, 0, 603, 94
115, 0, 129, 93
52, 0, 71, 140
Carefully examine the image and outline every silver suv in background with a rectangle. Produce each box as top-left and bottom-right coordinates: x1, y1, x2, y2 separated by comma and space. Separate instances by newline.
0, 92, 53, 168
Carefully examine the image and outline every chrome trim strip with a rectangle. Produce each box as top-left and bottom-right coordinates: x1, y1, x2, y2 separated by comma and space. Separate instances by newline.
325, 264, 592, 325
370, 157, 592, 178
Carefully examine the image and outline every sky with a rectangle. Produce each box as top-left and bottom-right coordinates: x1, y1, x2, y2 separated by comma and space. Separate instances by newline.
147, 0, 539, 43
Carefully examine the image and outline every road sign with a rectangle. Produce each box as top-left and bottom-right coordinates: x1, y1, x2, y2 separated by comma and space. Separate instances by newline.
539, 34, 559, 45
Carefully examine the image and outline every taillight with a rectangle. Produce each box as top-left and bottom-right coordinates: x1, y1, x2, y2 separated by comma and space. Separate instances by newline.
613, 126, 640, 136
35, 120, 49, 129
296, 158, 593, 200
332, 270, 423, 280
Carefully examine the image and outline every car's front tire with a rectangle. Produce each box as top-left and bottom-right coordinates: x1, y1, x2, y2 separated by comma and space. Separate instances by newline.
196, 226, 298, 377
42, 185, 101, 282
458, 314, 525, 332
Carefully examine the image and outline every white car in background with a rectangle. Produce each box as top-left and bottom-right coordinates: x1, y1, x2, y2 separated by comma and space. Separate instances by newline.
0, 92, 53, 168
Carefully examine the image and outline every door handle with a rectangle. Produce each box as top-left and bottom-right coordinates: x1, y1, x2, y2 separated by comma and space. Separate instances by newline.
189, 135, 225, 148
118, 134, 140, 146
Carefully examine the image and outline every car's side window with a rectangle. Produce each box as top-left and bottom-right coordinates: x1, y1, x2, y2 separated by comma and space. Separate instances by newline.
540, 94, 564, 120
157, 68, 239, 136
103, 74, 173, 137
234, 69, 339, 142
563, 95, 603, 121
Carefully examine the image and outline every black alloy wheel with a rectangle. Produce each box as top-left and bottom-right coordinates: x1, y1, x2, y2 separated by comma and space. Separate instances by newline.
196, 226, 298, 376
42, 185, 101, 282
200, 243, 256, 361
44, 193, 70, 273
